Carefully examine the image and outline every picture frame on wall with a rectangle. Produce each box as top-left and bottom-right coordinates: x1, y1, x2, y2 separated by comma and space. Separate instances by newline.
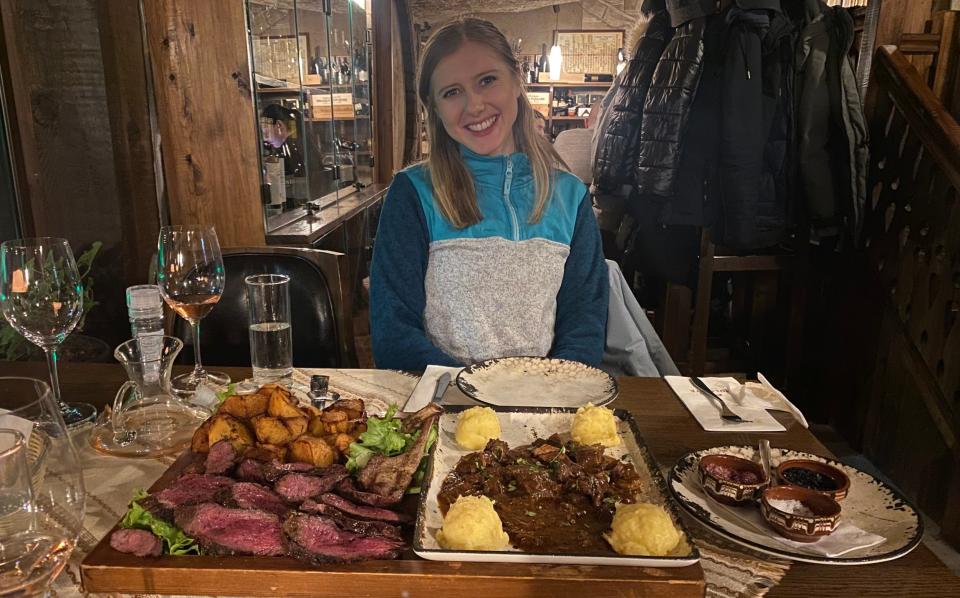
252, 33, 310, 84
556, 29, 624, 82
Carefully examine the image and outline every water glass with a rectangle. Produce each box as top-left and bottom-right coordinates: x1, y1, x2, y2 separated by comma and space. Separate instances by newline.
0, 377, 84, 597
245, 274, 293, 382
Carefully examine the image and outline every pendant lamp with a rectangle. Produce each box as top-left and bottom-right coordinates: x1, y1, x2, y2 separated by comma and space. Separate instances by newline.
549, 4, 563, 81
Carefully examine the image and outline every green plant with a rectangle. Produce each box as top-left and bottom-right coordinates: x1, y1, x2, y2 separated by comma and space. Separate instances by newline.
0, 241, 102, 361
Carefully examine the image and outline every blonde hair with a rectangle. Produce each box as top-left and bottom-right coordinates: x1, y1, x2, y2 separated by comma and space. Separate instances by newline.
417, 18, 566, 228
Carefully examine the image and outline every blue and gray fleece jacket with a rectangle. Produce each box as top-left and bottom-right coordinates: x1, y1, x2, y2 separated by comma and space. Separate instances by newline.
370, 146, 608, 371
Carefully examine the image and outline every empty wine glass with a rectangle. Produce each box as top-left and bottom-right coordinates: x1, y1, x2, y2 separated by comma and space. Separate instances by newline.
0, 238, 97, 427
156, 225, 230, 395
0, 377, 85, 597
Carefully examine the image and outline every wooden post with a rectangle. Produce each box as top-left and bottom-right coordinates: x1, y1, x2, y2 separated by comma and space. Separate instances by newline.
372, 0, 396, 183
141, 0, 265, 247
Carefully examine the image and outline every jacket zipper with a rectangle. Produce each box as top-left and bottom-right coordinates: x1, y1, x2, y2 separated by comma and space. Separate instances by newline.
502, 156, 519, 241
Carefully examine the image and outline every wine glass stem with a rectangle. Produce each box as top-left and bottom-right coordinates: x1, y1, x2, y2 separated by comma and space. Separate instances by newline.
191, 321, 205, 378
43, 346, 69, 411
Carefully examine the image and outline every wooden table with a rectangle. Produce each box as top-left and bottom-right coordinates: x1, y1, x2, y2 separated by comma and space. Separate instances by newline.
4, 362, 957, 597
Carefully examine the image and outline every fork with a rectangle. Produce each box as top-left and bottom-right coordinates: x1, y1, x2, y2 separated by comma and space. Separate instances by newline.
690, 377, 751, 423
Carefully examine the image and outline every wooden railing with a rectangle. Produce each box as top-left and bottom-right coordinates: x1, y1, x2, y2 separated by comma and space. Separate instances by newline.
855, 45, 960, 547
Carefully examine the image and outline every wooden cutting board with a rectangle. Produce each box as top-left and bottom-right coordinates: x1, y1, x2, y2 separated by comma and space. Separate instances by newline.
81, 452, 705, 597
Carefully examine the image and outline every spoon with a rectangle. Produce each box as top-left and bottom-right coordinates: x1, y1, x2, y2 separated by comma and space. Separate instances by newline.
759, 439, 774, 486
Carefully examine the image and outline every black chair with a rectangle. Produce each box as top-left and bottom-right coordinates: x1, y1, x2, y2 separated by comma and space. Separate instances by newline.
172, 246, 355, 368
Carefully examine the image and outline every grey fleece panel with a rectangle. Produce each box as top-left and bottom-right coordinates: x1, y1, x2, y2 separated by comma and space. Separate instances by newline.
423, 237, 569, 366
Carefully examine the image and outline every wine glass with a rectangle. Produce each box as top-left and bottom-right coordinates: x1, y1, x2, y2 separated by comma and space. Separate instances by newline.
0, 377, 85, 596
156, 225, 230, 394
0, 238, 97, 427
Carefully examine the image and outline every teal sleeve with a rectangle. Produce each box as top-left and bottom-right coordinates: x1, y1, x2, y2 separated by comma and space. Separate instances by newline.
369, 173, 461, 371
550, 192, 609, 365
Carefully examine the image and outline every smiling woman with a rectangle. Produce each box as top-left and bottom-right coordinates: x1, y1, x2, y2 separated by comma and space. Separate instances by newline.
369, 18, 609, 372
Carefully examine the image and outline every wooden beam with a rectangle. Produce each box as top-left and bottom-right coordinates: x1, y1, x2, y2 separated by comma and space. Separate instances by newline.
898, 32, 940, 54
142, 0, 265, 247
372, 0, 395, 183
96, 0, 161, 288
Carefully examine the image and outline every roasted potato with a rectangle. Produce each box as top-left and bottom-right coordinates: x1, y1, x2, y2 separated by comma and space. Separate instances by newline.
267, 388, 305, 419
288, 436, 336, 468
207, 414, 254, 452
331, 433, 354, 453
257, 443, 288, 462
283, 416, 308, 439
303, 404, 323, 418
218, 392, 269, 419
191, 417, 213, 453
253, 416, 294, 445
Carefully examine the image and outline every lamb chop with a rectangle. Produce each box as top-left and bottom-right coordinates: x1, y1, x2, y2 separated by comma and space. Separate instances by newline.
355, 403, 441, 505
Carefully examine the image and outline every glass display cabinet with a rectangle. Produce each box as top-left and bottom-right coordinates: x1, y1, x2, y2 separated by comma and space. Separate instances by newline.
246, 0, 374, 234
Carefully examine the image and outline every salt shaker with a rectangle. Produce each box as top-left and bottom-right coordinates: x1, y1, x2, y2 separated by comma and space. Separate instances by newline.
308, 375, 339, 409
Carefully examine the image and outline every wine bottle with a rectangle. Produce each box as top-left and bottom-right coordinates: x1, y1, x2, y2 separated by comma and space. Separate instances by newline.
538, 44, 549, 83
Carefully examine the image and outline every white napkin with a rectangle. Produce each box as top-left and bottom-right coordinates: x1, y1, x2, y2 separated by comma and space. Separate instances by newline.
403, 365, 463, 412
0, 409, 35, 448
703, 488, 886, 557
665, 376, 786, 432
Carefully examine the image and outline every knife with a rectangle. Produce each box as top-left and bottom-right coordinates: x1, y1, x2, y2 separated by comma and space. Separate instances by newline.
431, 372, 451, 406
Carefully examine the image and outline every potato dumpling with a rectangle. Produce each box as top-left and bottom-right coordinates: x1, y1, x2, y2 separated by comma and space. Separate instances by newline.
219, 392, 269, 419
571, 403, 620, 448
207, 414, 254, 452
288, 436, 336, 468
604, 503, 681, 556
454, 407, 501, 450
437, 495, 510, 551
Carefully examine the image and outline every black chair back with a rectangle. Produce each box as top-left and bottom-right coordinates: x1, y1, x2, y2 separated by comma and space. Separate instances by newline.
172, 246, 355, 368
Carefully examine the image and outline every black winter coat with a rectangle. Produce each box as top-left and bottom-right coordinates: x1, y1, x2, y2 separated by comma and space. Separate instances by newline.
592, 10, 672, 195
634, 17, 707, 199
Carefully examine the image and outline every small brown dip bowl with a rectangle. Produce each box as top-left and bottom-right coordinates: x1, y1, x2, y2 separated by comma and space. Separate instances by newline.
698, 454, 769, 506
776, 459, 850, 502
760, 485, 842, 543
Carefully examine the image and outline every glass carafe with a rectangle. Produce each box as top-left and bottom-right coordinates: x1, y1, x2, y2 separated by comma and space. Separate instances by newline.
90, 336, 210, 457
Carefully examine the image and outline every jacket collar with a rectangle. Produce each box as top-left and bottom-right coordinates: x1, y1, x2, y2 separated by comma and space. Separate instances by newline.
459, 144, 533, 186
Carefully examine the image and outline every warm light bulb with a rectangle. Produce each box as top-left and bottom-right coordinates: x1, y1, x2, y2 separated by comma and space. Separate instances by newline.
549, 45, 563, 81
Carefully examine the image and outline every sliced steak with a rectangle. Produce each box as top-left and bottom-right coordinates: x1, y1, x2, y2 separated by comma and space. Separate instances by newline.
334, 477, 398, 508
274, 467, 349, 503
299, 500, 402, 540
356, 406, 440, 505
235, 459, 268, 483
264, 460, 316, 483
136, 493, 174, 524
217, 482, 290, 518
205, 440, 238, 475
110, 528, 162, 557
174, 503, 285, 556
284, 513, 404, 564
156, 474, 235, 509
317, 493, 410, 524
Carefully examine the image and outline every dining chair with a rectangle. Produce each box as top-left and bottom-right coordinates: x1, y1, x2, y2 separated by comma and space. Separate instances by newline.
170, 246, 356, 369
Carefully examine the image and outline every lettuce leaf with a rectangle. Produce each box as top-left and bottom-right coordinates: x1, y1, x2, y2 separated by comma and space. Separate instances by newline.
215, 383, 237, 406
345, 405, 418, 473
120, 489, 200, 555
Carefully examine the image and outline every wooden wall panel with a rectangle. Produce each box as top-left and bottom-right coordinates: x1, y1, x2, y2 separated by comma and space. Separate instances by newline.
141, 0, 265, 247
96, 0, 162, 293
817, 46, 960, 549
0, 0, 160, 348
